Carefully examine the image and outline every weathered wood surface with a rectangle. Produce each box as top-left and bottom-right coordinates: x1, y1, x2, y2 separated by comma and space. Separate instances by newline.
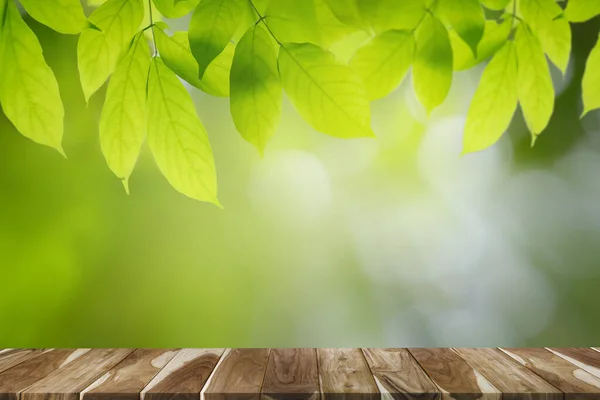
501, 348, 600, 400
1, 349, 600, 399
409, 348, 501, 400
261, 348, 319, 400
318, 348, 379, 400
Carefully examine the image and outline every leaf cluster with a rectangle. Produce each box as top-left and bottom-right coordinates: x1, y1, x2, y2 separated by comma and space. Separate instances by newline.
0, 0, 599, 205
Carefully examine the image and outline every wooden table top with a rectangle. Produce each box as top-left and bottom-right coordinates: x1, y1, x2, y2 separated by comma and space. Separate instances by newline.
0, 348, 599, 400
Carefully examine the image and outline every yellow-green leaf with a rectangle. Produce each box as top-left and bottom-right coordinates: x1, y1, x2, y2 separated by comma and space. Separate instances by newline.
582, 36, 600, 116
438, 0, 485, 56
77, 0, 144, 102
519, 0, 571, 73
361, 0, 428, 33
515, 24, 554, 139
152, 0, 200, 18
266, 0, 357, 47
20, 0, 87, 34
230, 25, 282, 154
0, 0, 64, 153
350, 29, 414, 100
155, 28, 233, 97
480, 0, 511, 10
463, 41, 518, 153
189, 0, 245, 79
147, 57, 219, 205
99, 32, 151, 189
565, 0, 600, 22
451, 18, 512, 70
412, 14, 453, 113
266, 0, 319, 44
324, 0, 368, 30
278, 42, 373, 138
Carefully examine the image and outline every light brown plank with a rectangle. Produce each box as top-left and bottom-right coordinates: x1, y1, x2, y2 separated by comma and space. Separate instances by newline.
318, 348, 379, 400
453, 348, 561, 400
202, 349, 270, 400
0, 349, 90, 400
81, 349, 179, 400
501, 348, 600, 400
141, 348, 224, 400
261, 348, 319, 400
409, 348, 500, 400
0, 349, 45, 374
21, 349, 133, 400
548, 348, 600, 378
362, 348, 440, 400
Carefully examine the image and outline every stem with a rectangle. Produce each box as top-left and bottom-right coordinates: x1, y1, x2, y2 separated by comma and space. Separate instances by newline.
248, 0, 282, 46
148, 0, 158, 56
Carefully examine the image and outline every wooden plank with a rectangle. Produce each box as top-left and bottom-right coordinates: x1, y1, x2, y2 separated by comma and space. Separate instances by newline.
0, 349, 45, 374
21, 349, 133, 400
0, 349, 90, 400
362, 348, 440, 400
141, 348, 224, 400
81, 349, 179, 400
548, 348, 600, 378
202, 349, 270, 400
501, 348, 600, 399
317, 348, 379, 400
261, 348, 319, 400
454, 348, 561, 400
409, 348, 501, 400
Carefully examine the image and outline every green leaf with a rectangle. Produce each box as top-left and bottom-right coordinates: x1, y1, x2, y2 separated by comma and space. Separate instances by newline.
515, 23, 554, 140
438, 0, 485, 56
479, 0, 511, 10
582, 35, 600, 116
350, 29, 414, 100
147, 57, 219, 205
324, 0, 368, 30
19, 0, 87, 34
99, 32, 151, 190
0, 0, 64, 154
189, 0, 245, 79
451, 18, 512, 70
463, 41, 518, 153
152, 0, 200, 18
155, 28, 233, 97
77, 0, 144, 102
519, 0, 571, 73
564, 0, 600, 22
278, 42, 374, 138
230, 25, 282, 154
360, 0, 428, 33
412, 14, 453, 113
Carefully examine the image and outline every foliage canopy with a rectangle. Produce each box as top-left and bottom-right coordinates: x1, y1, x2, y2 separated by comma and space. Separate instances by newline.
0, 0, 599, 205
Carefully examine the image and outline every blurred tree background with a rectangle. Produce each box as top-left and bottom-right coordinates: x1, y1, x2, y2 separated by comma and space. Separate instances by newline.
1, 4, 600, 346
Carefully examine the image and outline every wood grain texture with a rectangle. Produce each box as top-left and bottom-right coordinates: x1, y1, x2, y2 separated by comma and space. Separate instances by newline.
202, 349, 270, 400
261, 348, 319, 400
0, 349, 45, 374
0, 349, 90, 400
454, 348, 561, 400
318, 348, 379, 400
547, 348, 600, 378
81, 349, 179, 400
362, 348, 440, 400
409, 348, 501, 400
141, 348, 225, 400
501, 348, 600, 400
21, 349, 133, 400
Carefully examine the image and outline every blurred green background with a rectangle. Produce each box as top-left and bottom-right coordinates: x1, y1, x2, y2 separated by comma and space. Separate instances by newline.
1, 6, 600, 347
